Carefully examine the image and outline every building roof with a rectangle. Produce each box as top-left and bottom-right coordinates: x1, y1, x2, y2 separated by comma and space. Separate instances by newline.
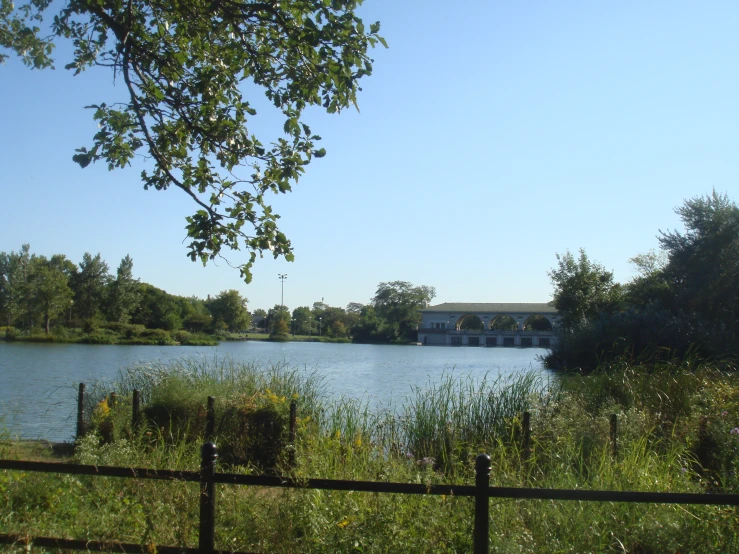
421, 302, 557, 314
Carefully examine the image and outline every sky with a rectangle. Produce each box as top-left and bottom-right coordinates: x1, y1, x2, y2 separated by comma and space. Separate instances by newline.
2, 0, 739, 313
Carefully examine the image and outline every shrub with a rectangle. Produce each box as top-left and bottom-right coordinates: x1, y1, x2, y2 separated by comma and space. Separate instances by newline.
3, 326, 17, 341
85, 358, 325, 471
139, 328, 175, 345
82, 315, 105, 334
83, 331, 116, 345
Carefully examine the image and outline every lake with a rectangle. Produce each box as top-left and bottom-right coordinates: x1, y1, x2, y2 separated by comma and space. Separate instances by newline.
0, 341, 550, 442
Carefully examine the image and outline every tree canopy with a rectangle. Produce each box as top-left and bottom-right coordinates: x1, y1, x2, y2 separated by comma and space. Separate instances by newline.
3, 0, 385, 282
546, 191, 739, 369
548, 249, 623, 330
372, 281, 435, 342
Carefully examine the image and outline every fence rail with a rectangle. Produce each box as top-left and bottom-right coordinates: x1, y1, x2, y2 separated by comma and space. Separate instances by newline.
2, 444, 739, 554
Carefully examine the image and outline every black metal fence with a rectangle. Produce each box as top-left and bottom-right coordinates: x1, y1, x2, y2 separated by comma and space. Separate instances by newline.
2, 443, 739, 554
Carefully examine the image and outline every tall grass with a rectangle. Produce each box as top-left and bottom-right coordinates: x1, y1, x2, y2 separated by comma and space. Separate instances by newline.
396, 371, 555, 472
3, 356, 739, 552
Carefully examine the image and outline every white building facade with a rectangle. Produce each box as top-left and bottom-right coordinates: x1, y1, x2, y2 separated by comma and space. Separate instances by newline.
418, 302, 559, 347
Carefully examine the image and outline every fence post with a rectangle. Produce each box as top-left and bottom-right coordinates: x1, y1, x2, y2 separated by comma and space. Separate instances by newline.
76, 383, 86, 439
199, 442, 218, 554
288, 400, 297, 468
474, 454, 490, 554
610, 414, 618, 461
132, 389, 140, 432
522, 411, 531, 463
206, 396, 215, 441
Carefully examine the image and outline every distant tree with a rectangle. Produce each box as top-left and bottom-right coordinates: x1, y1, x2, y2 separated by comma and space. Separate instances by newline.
252, 308, 268, 331
346, 302, 365, 314
27, 257, 73, 334
291, 306, 312, 335
372, 281, 436, 342
266, 304, 290, 333
523, 315, 552, 332
343, 303, 363, 334
459, 315, 484, 331
0, 245, 30, 327
207, 290, 250, 332
548, 249, 623, 330
659, 190, 739, 344
329, 320, 347, 338
106, 255, 141, 323
490, 315, 518, 331
131, 283, 183, 330
351, 305, 394, 343
322, 306, 348, 338
624, 250, 672, 311
183, 312, 212, 333
269, 317, 290, 341
72, 253, 110, 319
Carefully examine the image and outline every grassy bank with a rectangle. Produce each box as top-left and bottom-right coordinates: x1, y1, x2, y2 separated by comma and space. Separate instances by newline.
2, 358, 738, 552
2, 326, 353, 346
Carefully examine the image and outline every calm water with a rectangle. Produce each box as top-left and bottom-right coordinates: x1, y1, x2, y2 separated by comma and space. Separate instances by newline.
0, 341, 549, 442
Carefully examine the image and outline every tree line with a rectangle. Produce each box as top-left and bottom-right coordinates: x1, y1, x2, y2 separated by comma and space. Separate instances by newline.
0, 246, 435, 345
0, 246, 251, 338
254, 282, 436, 343
547, 191, 739, 369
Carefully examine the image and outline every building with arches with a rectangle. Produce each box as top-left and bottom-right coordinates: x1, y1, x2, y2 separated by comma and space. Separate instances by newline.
418, 302, 559, 347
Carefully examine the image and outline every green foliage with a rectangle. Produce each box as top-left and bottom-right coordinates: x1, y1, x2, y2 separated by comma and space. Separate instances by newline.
84, 358, 325, 469
549, 248, 623, 330
458, 315, 484, 331
2, 325, 17, 341
206, 290, 250, 332
490, 314, 518, 331
7, 358, 739, 551
547, 192, 739, 369
660, 191, 739, 351
0, 245, 30, 327
25, 255, 73, 334
370, 281, 435, 342
4, 0, 385, 282
182, 312, 212, 333
269, 317, 290, 341
71, 252, 110, 320
291, 306, 312, 335
106, 255, 141, 323
400, 372, 553, 473
350, 305, 394, 343
523, 314, 552, 331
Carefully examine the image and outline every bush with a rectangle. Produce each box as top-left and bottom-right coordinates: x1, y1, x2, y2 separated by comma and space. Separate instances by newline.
85, 359, 324, 471
139, 328, 175, 345
3, 326, 17, 341
82, 315, 105, 334
83, 331, 116, 345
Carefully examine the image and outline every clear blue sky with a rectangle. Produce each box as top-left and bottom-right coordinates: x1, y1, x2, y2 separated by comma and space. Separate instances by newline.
2, 0, 738, 312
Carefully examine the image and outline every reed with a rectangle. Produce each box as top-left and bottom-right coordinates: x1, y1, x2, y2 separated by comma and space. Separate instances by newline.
4, 356, 738, 552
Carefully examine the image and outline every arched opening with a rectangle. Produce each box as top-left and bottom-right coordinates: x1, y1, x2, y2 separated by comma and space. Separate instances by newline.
490, 315, 518, 331
457, 314, 484, 331
522, 314, 553, 332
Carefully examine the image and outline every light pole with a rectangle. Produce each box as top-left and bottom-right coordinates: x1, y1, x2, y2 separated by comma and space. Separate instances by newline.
319, 317, 322, 337
278, 274, 287, 308
291, 318, 295, 337
68, 299, 74, 325
308, 314, 312, 338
